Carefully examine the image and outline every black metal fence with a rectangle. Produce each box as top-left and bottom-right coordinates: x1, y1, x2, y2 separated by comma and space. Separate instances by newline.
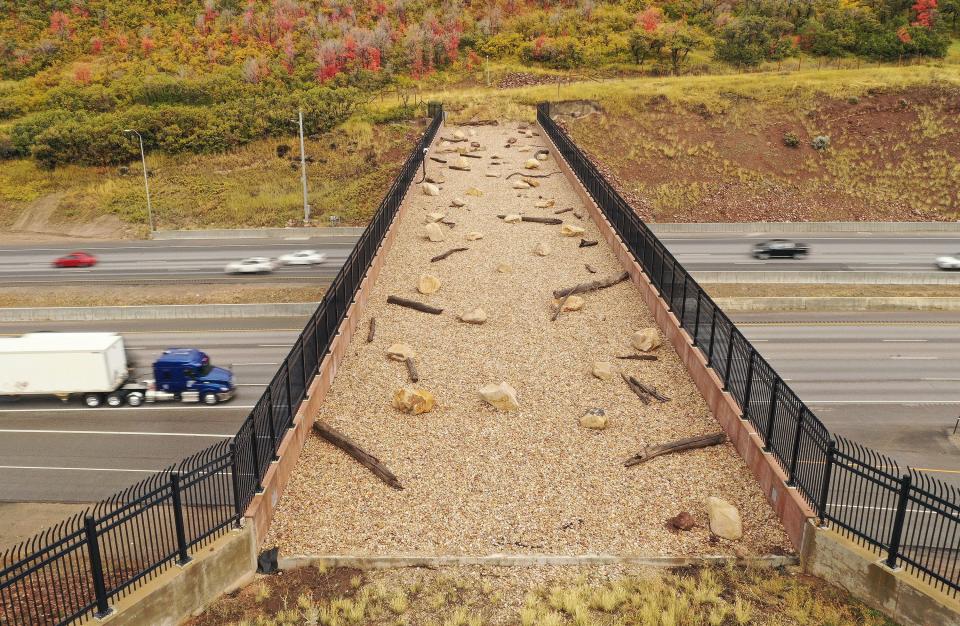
0, 106, 443, 626
537, 101, 960, 599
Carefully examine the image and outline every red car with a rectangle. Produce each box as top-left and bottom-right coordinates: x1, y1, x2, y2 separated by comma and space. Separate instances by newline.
53, 251, 97, 268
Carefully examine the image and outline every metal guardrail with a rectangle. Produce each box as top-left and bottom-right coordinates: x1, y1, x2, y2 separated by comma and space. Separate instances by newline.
0, 106, 444, 625
537, 101, 959, 599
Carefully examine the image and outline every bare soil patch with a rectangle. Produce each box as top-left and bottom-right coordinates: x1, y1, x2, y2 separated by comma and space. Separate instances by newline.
0, 284, 323, 308
706, 283, 960, 298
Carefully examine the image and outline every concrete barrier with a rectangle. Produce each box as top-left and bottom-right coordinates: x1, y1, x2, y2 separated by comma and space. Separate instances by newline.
651, 222, 960, 233
100, 523, 256, 626
693, 271, 960, 285
151, 227, 364, 240
0, 302, 318, 322
715, 297, 960, 312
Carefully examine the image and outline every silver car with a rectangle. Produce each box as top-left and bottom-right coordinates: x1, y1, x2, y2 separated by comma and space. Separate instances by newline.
935, 254, 960, 270
224, 257, 277, 274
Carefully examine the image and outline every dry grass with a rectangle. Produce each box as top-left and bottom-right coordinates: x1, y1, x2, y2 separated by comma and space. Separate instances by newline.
185, 563, 897, 626
706, 283, 960, 298
0, 284, 324, 308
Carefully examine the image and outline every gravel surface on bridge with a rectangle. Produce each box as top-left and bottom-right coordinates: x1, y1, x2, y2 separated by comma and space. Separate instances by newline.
266, 123, 790, 557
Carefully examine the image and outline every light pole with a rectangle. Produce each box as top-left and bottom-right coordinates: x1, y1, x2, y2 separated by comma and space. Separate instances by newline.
291, 109, 310, 224
123, 129, 154, 232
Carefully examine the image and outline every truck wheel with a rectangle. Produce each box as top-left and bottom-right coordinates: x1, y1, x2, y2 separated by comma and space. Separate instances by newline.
83, 394, 102, 408
126, 392, 144, 407
202, 393, 218, 405
106, 394, 123, 407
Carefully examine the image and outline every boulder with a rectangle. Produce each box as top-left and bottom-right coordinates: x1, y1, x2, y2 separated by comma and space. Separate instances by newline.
460, 308, 487, 324
533, 199, 555, 208
451, 197, 467, 207
392, 388, 436, 415
512, 180, 531, 190
666, 512, 697, 532
426, 175, 445, 184
386, 343, 414, 362
536, 152, 549, 161
523, 177, 541, 188
591, 361, 615, 381
453, 129, 466, 140
555, 295, 584, 312
496, 263, 513, 273
426, 212, 446, 223
485, 171, 500, 178
422, 183, 440, 197
524, 158, 540, 169
534, 242, 551, 256
503, 214, 522, 224
455, 156, 471, 170
465, 231, 484, 241
561, 223, 585, 237
579, 408, 608, 430
479, 382, 519, 411
417, 274, 441, 294
631, 328, 662, 352
424, 223, 445, 242
465, 187, 484, 197
706, 497, 742, 540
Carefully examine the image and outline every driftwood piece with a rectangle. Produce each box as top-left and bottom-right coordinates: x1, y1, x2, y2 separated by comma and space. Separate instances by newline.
616, 354, 658, 361
449, 164, 471, 171
551, 292, 573, 322
621, 373, 651, 405
579, 239, 598, 248
553, 271, 629, 298
387, 295, 444, 315
441, 136, 468, 143
405, 357, 419, 383
429, 157, 447, 164
367, 317, 376, 343
621, 373, 670, 404
496, 215, 563, 225
585, 264, 598, 274
460, 119, 499, 126
624, 433, 727, 467
554, 208, 574, 215
313, 421, 403, 489
505, 171, 562, 179
573, 210, 584, 219
431, 247, 469, 262
461, 153, 483, 159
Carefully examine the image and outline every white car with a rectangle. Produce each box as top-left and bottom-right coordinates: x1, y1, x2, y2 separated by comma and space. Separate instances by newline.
278, 249, 327, 265
224, 257, 277, 274
935, 254, 960, 270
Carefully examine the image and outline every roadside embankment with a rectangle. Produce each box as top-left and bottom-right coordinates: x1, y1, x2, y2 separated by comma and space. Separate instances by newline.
0, 302, 317, 322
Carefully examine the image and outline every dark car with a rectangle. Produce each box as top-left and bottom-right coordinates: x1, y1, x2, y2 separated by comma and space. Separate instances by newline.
752, 239, 809, 260
53, 251, 98, 268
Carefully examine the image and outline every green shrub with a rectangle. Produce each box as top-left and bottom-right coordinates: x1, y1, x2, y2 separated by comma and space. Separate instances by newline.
783, 131, 801, 148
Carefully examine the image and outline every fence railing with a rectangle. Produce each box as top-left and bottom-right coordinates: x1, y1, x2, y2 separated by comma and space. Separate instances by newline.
537, 101, 959, 599
0, 105, 443, 626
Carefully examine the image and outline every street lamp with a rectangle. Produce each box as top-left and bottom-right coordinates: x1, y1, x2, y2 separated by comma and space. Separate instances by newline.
123, 129, 155, 232
290, 109, 310, 224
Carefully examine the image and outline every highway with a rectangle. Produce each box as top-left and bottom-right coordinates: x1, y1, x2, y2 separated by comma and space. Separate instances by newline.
660, 232, 960, 274
0, 317, 307, 502
0, 236, 357, 286
734, 312, 960, 488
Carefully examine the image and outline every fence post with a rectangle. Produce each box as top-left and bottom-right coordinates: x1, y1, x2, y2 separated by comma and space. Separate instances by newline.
885, 474, 913, 570
84, 515, 112, 618
722, 331, 736, 391
741, 348, 756, 420
763, 378, 779, 452
250, 418, 263, 493
818, 440, 836, 526
692, 292, 701, 347
708, 307, 717, 363
228, 442, 243, 526
265, 387, 278, 461
786, 409, 806, 487
170, 472, 191, 566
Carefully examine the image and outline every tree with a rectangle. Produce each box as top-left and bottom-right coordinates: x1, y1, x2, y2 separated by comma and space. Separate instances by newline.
660, 22, 705, 75
715, 15, 794, 66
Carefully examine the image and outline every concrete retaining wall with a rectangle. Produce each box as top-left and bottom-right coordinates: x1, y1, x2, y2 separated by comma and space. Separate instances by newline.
651, 222, 960, 233
693, 271, 960, 285
280, 554, 798, 570
152, 227, 364, 240
715, 297, 960, 313
0, 302, 317, 322
99, 524, 256, 626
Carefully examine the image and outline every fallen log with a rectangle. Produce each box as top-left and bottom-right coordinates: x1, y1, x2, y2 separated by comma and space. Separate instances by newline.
553, 271, 629, 298
621, 373, 670, 403
616, 354, 658, 361
621, 372, 651, 405
579, 239, 598, 248
461, 153, 483, 159
551, 292, 573, 322
624, 432, 727, 467
441, 136, 468, 143
505, 171, 562, 180
460, 119, 499, 126
405, 357, 419, 383
430, 247, 469, 262
429, 157, 447, 164
496, 215, 563, 225
367, 317, 376, 343
313, 422, 403, 489
387, 295, 444, 315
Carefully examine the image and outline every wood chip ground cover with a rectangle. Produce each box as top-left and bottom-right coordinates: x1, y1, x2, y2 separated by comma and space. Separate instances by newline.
265, 123, 791, 558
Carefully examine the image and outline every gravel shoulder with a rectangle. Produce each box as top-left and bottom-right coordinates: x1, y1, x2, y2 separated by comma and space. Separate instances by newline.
265, 123, 791, 558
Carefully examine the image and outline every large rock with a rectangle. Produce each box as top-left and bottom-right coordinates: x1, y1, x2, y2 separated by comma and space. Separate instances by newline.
426, 212, 446, 223
555, 295, 584, 312
631, 328, 662, 352
524, 158, 541, 169
579, 407, 608, 430
425, 175, 445, 185
479, 382, 519, 411
424, 223, 445, 242
512, 180, 531, 190
503, 214, 522, 224
417, 274, 441, 294
422, 182, 440, 196
386, 343, 414, 362
666, 512, 697, 532
561, 223, 585, 237
592, 361, 615, 381
496, 262, 513, 273
534, 242, 551, 256
465, 187, 484, 197
392, 388, 436, 415
706, 497, 742, 540
533, 199, 555, 208
460, 308, 487, 324
465, 231, 484, 241
453, 129, 466, 140
451, 197, 466, 207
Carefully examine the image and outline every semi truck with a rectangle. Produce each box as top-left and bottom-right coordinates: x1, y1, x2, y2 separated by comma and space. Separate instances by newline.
0, 332, 235, 407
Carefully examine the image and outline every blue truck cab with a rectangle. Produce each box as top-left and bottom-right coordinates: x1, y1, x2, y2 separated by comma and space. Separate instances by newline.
151, 348, 235, 405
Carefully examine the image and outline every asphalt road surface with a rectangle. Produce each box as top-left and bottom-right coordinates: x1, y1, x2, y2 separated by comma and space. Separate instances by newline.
0, 236, 358, 286
661, 232, 960, 274
0, 317, 307, 502
733, 312, 960, 489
